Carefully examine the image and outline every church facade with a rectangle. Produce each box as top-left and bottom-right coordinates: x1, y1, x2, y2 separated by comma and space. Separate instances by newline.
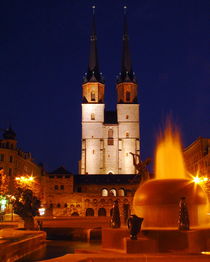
80, 7, 140, 175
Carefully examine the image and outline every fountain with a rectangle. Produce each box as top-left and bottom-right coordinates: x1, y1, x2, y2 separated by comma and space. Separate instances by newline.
133, 123, 209, 228
102, 122, 210, 254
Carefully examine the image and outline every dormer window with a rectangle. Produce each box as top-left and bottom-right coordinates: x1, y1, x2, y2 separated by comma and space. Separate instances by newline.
91, 91, 96, 101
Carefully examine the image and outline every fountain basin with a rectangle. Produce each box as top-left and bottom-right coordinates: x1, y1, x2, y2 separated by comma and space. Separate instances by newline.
133, 179, 209, 227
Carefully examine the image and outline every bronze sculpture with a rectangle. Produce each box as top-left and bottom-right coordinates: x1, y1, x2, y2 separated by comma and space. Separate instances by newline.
128, 214, 144, 240
130, 152, 151, 181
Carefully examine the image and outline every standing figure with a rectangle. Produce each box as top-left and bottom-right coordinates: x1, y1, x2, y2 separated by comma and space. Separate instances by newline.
111, 200, 121, 228
178, 197, 190, 231
130, 152, 151, 181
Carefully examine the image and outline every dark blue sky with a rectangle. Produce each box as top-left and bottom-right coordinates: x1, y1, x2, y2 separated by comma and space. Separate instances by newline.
1, 0, 209, 173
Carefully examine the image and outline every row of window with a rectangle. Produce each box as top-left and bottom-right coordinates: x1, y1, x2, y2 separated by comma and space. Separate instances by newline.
54, 185, 65, 190
0, 154, 13, 163
0, 142, 15, 149
90, 114, 130, 121
90, 90, 131, 102
102, 188, 125, 197
49, 175, 71, 179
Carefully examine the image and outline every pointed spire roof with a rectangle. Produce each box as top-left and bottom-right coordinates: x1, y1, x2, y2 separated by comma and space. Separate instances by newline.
117, 6, 136, 84
2, 125, 16, 140
83, 6, 104, 84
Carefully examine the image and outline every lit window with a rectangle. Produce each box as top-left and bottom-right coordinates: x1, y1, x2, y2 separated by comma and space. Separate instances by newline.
91, 113, 95, 120
91, 91, 96, 101
108, 129, 114, 145
118, 188, 125, 196
110, 188, 117, 196
102, 188, 108, 196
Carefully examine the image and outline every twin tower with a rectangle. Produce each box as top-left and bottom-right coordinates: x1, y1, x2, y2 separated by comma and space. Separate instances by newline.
80, 7, 140, 174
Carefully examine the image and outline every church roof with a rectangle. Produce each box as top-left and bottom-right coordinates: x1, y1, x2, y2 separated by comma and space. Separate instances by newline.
49, 166, 72, 174
74, 174, 141, 185
104, 110, 118, 124
117, 6, 136, 84
83, 6, 104, 84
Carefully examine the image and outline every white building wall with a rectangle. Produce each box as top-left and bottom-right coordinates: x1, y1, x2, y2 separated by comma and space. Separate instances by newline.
81, 104, 105, 174
117, 104, 140, 174
103, 125, 119, 174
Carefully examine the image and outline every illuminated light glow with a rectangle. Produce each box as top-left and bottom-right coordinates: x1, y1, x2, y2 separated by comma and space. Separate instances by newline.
39, 208, 45, 216
155, 122, 186, 179
201, 251, 210, 255
15, 175, 35, 184
191, 174, 209, 184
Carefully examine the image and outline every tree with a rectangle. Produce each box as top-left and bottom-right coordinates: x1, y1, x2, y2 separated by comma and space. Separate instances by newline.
12, 187, 40, 230
0, 168, 9, 196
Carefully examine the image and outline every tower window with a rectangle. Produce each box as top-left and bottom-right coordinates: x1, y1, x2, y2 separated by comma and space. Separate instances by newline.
108, 129, 114, 145
126, 132, 129, 138
126, 91, 130, 102
91, 113, 95, 120
91, 91, 96, 101
126, 115, 129, 119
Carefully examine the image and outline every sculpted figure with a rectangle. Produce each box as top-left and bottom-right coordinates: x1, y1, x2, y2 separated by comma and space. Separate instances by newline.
130, 152, 151, 181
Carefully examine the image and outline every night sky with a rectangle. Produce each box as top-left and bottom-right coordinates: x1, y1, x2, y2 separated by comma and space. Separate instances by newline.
1, 0, 209, 173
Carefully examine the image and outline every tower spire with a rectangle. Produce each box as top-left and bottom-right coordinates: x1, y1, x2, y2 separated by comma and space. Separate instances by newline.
118, 6, 136, 83
83, 6, 103, 83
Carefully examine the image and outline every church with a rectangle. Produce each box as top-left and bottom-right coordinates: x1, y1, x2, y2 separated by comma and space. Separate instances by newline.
80, 7, 140, 175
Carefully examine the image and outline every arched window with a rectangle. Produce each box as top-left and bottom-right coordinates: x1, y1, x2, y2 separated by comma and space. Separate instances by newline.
91, 91, 96, 101
102, 188, 108, 196
57, 203, 61, 208
108, 129, 114, 145
86, 208, 94, 216
54, 185, 58, 190
110, 188, 117, 196
126, 91, 130, 102
108, 171, 113, 175
126, 132, 129, 138
91, 113, 95, 120
64, 203, 68, 208
71, 212, 79, 216
118, 188, 125, 197
98, 208, 106, 216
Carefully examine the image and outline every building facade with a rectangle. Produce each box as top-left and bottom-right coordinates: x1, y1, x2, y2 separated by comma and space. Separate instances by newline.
0, 127, 43, 199
80, 7, 140, 174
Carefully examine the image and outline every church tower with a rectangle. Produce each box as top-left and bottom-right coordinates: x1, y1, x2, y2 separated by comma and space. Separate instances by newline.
116, 7, 140, 174
81, 6, 105, 174
80, 6, 140, 174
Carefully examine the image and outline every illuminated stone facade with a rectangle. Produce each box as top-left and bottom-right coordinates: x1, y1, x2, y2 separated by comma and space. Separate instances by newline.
80, 8, 140, 174
42, 166, 140, 218
0, 127, 43, 198
184, 137, 210, 199
184, 137, 210, 177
